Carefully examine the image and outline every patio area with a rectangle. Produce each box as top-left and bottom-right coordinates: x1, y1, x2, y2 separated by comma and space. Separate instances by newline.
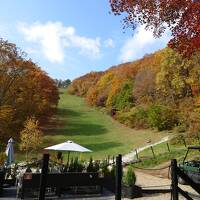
0, 186, 115, 200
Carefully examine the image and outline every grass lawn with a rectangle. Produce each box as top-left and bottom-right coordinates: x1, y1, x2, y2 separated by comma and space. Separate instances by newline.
41, 89, 168, 160
133, 142, 187, 168
16, 89, 169, 161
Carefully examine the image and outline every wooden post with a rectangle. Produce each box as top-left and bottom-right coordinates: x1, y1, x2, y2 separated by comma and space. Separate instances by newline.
135, 149, 139, 160
115, 154, 122, 200
39, 154, 49, 200
167, 142, 170, 152
197, 135, 200, 144
171, 159, 179, 200
182, 138, 187, 148
150, 146, 155, 158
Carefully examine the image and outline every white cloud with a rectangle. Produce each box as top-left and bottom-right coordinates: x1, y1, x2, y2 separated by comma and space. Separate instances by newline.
119, 26, 171, 62
104, 38, 114, 48
19, 21, 101, 63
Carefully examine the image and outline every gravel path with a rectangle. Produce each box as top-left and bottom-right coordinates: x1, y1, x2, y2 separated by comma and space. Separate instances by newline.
130, 171, 200, 200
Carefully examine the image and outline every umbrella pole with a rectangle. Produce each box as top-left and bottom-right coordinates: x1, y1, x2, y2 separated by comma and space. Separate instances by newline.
67, 152, 70, 169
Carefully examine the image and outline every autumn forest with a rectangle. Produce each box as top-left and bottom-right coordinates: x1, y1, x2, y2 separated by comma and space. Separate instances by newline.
0, 0, 200, 158
0, 39, 59, 149
68, 48, 200, 142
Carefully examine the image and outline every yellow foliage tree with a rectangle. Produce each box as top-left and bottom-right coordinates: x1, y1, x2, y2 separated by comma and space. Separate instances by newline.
20, 117, 43, 160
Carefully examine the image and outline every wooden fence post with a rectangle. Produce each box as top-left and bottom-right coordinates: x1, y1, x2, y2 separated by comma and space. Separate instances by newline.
115, 154, 122, 200
182, 138, 187, 148
135, 149, 139, 160
150, 146, 156, 158
171, 159, 179, 200
39, 153, 49, 200
167, 142, 170, 153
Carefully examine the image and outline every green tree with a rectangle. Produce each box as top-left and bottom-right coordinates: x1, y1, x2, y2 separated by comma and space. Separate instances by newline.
147, 104, 177, 131
112, 80, 134, 110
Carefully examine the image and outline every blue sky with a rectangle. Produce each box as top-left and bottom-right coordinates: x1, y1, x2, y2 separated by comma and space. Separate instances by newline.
0, 0, 171, 80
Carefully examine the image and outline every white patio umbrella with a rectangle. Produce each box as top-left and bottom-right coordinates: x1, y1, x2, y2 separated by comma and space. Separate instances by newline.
45, 140, 92, 164
5, 138, 15, 165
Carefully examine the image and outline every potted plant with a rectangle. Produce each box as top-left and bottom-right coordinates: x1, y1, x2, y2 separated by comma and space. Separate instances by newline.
122, 166, 142, 198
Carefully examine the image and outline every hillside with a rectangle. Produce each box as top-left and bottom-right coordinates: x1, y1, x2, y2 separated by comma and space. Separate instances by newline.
68, 48, 200, 142
42, 90, 167, 159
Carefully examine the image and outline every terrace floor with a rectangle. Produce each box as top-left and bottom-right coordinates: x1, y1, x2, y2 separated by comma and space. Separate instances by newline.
0, 187, 115, 200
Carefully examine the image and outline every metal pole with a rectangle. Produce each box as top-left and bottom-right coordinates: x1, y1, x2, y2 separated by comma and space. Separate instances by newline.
115, 154, 122, 200
39, 153, 49, 200
171, 159, 179, 200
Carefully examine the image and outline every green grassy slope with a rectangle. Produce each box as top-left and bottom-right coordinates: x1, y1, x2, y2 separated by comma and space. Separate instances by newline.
42, 89, 168, 159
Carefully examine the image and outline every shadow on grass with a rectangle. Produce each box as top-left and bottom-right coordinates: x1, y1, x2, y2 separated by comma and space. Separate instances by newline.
85, 142, 122, 152
58, 108, 82, 118
45, 108, 107, 136
55, 123, 107, 136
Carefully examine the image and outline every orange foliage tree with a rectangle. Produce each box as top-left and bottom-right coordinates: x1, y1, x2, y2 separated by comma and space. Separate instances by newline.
68, 72, 103, 96
109, 0, 200, 56
0, 38, 59, 143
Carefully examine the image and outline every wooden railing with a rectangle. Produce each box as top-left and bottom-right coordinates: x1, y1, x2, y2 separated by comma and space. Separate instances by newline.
171, 159, 200, 200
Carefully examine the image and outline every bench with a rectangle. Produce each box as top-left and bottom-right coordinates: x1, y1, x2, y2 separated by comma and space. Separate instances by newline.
18, 172, 104, 199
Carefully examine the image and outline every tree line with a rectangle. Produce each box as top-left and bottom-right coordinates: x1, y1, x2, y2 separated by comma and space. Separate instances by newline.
0, 38, 59, 146
54, 79, 71, 88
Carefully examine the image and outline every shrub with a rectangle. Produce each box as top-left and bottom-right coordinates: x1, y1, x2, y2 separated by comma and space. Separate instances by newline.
115, 111, 134, 127
147, 104, 177, 131
74, 157, 84, 172
187, 111, 200, 138
100, 160, 109, 175
86, 157, 100, 172
123, 166, 136, 186
133, 107, 149, 128
115, 107, 148, 128
96, 93, 107, 107
173, 124, 187, 133
93, 161, 100, 172
169, 134, 185, 145
67, 157, 84, 172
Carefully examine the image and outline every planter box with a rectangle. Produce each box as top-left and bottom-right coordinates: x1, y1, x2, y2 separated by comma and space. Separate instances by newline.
103, 174, 115, 193
122, 185, 142, 199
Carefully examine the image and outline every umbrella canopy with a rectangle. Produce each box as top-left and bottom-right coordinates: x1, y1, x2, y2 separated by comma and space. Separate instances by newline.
5, 138, 14, 165
45, 140, 92, 152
